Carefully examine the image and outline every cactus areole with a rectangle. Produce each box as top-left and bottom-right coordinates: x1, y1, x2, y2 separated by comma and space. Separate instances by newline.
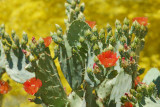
0, 0, 159, 107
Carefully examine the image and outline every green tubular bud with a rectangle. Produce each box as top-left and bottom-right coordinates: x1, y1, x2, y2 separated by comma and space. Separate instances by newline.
2, 39, 6, 45
4, 45, 10, 53
11, 30, 16, 39
93, 44, 99, 51
123, 17, 130, 26
22, 32, 28, 43
106, 23, 112, 33
72, 48, 77, 53
55, 24, 62, 31
85, 29, 91, 37
121, 96, 128, 103
64, 3, 69, 8
133, 20, 140, 30
107, 31, 112, 37
118, 44, 124, 52
91, 35, 97, 41
0, 29, 5, 38
29, 54, 35, 62
107, 44, 114, 51
138, 68, 145, 75
115, 19, 121, 27
94, 56, 99, 63
4, 32, 12, 44
149, 82, 156, 90
75, 6, 80, 13
123, 24, 129, 32
92, 25, 97, 32
39, 37, 44, 44
134, 37, 139, 45
136, 86, 142, 93
136, 93, 142, 101
87, 67, 92, 73
71, 1, 76, 9
78, 12, 84, 20
57, 30, 62, 36
77, 44, 82, 49
30, 42, 36, 50
80, 2, 85, 12
1, 24, 5, 29
57, 37, 63, 43
130, 89, 137, 97
79, 36, 85, 42
131, 42, 136, 50
130, 51, 136, 57
120, 36, 126, 43
12, 43, 17, 49
109, 36, 116, 46
76, 0, 80, 4
99, 28, 105, 39
13, 35, 19, 46
117, 25, 122, 33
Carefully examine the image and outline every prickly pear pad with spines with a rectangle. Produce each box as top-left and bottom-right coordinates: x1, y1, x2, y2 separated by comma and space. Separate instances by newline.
34, 52, 68, 107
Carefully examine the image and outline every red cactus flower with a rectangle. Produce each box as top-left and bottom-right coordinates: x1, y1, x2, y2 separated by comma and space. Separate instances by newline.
122, 102, 133, 107
43, 36, 52, 47
86, 21, 96, 29
0, 80, 11, 94
97, 50, 119, 68
134, 76, 141, 87
133, 17, 148, 26
23, 77, 42, 95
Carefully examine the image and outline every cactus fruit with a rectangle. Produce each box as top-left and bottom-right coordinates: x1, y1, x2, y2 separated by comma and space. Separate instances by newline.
0, 0, 159, 107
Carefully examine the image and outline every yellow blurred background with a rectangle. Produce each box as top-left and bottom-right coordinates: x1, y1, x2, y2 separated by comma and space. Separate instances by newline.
0, 0, 160, 107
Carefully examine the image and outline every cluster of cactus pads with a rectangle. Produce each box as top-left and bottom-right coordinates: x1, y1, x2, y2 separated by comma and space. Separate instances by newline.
0, 0, 160, 107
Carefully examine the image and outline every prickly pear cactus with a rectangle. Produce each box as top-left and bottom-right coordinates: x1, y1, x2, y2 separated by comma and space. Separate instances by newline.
0, 0, 159, 107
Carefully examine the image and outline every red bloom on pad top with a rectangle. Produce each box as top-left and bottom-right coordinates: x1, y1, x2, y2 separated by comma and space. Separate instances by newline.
0, 80, 11, 94
43, 36, 52, 47
86, 21, 96, 29
97, 50, 119, 68
122, 102, 133, 107
23, 77, 42, 95
133, 17, 148, 26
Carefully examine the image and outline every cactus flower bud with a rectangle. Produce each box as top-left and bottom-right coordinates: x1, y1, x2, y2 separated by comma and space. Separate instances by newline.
22, 49, 30, 57
115, 19, 121, 27
123, 17, 130, 26
55, 24, 62, 31
11, 30, 16, 39
23, 77, 42, 95
85, 29, 91, 37
79, 36, 85, 42
87, 67, 92, 73
93, 44, 99, 51
75, 6, 80, 12
118, 44, 124, 52
106, 23, 112, 33
78, 12, 84, 20
107, 44, 114, 51
94, 56, 99, 63
0, 80, 11, 94
12, 43, 17, 49
32, 37, 36, 44
91, 35, 97, 41
86, 21, 96, 29
80, 2, 85, 12
29, 54, 35, 62
22, 32, 28, 43
92, 25, 97, 32
71, 1, 76, 8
